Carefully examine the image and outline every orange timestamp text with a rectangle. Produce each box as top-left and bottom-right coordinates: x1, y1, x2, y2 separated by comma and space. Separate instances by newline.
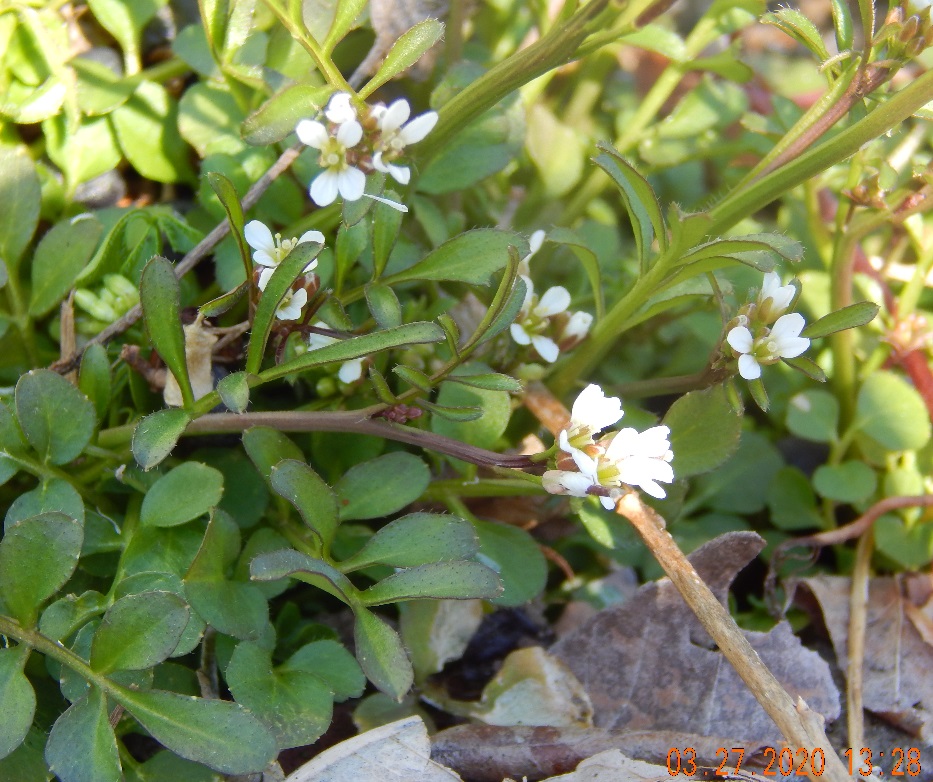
665, 746, 922, 777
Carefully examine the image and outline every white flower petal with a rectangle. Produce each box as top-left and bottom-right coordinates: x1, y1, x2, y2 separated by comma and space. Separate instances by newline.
570, 384, 623, 432
372, 151, 389, 174
399, 111, 438, 145
253, 250, 277, 268
570, 448, 599, 480
336, 120, 363, 147
543, 470, 595, 498
336, 167, 366, 201
325, 92, 356, 124
276, 288, 307, 321
510, 323, 532, 346
258, 268, 274, 289
738, 353, 762, 380
298, 230, 325, 245
562, 311, 593, 341
770, 312, 806, 341
599, 495, 617, 509
726, 325, 754, 354
338, 358, 364, 384
244, 220, 274, 252
296, 119, 329, 148
310, 170, 340, 206
363, 193, 409, 212
518, 275, 535, 313
532, 335, 560, 363
386, 162, 411, 185
529, 229, 546, 254
381, 99, 411, 133
535, 286, 571, 318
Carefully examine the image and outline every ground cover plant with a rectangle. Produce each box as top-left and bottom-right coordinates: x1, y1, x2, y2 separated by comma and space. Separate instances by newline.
1, 0, 932, 779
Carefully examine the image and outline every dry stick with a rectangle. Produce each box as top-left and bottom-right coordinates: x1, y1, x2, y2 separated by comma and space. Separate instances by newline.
846, 528, 873, 754
523, 382, 851, 782
51, 142, 305, 375
615, 493, 852, 782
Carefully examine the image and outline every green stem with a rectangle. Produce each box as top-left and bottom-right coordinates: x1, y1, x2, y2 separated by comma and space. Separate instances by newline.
4, 270, 39, 367
422, 478, 544, 501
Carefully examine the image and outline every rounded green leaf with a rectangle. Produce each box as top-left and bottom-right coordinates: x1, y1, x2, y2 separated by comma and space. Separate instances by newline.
0, 147, 40, 271
78, 343, 112, 421
0, 647, 35, 760
45, 689, 120, 782
361, 561, 502, 605
875, 514, 933, 570
15, 369, 95, 465
0, 512, 83, 625
241, 83, 331, 146
217, 371, 250, 414
114, 572, 204, 657
242, 426, 304, 485
4, 477, 84, 530
112, 687, 277, 775
353, 607, 413, 699
90, 591, 189, 672
365, 284, 402, 330
855, 371, 931, 451
132, 408, 191, 469
29, 215, 102, 317
178, 82, 246, 157
431, 370, 512, 450
766, 467, 823, 531
473, 519, 546, 607
812, 461, 877, 504
786, 389, 839, 443
270, 459, 338, 549
341, 513, 479, 570
140, 256, 191, 408
226, 641, 333, 750
333, 452, 430, 521
664, 384, 742, 478
281, 640, 365, 702
141, 462, 224, 527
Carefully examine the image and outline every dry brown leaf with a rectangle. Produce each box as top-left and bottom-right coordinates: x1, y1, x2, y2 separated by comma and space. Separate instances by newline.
431, 724, 757, 782
550, 531, 840, 744
163, 319, 218, 406
540, 749, 673, 781
285, 716, 461, 781
799, 575, 933, 742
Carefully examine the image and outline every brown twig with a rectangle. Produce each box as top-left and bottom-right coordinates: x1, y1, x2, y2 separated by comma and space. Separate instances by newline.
615, 493, 852, 782
51, 142, 305, 375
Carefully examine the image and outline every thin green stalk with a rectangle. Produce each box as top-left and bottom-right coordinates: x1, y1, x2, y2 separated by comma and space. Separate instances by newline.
421, 478, 543, 501
4, 272, 39, 367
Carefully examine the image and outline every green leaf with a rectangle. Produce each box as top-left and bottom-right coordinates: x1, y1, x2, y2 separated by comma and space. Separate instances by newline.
0, 725, 47, 782
199, 280, 249, 318
875, 514, 933, 570
217, 371, 250, 413
141, 462, 224, 527
446, 372, 523, 393
270, 459, 338, 550
830, 0, 854, 51
132, 408, 191, 470
140, 256, 192, 408
79, 343, 112, 421
854, 371, 931, 451
359, 19, 445, 99
431, 367, 511, 449
333, 452, 430, 521
393, 365, 433, 393
71, 56, 135, 115
546, 227, 604, 321
226, 641, 333, 750
281, 640, 365, 702
0, 147, 41, 270
207, 172, 249, 282
365, 284, 402, 330
813, 461, 876, 503
4, 477, 84, 531
86, 0, 164, 73
242, 83, 331, 145
324, 0, 366, 51
473, 520, 546, 607
249, 548, 355, 604
0, 647, 35, 761
246, 242, 323, 374
620, 23, 687, 59
113, 573, 204, 658
243, 426, 304, 485
786, 390, 839, 443
112, 687, 277, 774
29, 215, 102, 317
783, 355, 827, 382
45, 688, 120, 782
353, 607, 413, 699
15, 369, 95, 466
418, 400, 482, 422
372, 196, 404, 278
43, 115, 121, 190
111, 81, 194, 183
90, 592, 189, 673
480, 276, 527, 343
385, 229, 527, 286
593, 144, 667, 265
178, 82, 246, 156
766, 467, 823, 531
762, 9, 831, 61
361, 561, 501, 605
262, 321, 445, 382
526, 104, 584, 197
341, 513, 478, 571
0, 513, 83, 626
802, 301, 878, 339
664, 384, 742, 479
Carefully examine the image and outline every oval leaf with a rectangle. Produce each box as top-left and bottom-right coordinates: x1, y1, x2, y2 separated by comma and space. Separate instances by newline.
140, 256, 192, 407
0, 647, 35, 760
802, 301, 879, 339
359, 19, 445, 99
341, 513, 479, 571
270, 459, 338, 549
140, 462, 224, 527
132, 408, 191, 469
333, 452, 430, 521
353, 607, 413, 699
664, 384, 742, 478
855, 371, 931, 451
0, 147, 41, 270
15, 369, 96, 466
360, 561, 502, 605
45, 688, 120, 782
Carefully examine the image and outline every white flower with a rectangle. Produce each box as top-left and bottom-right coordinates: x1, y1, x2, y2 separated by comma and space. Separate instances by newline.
757, 272, 796, 323
307, 323, 365, 384
244, 220, 324, 288
296, 117, 366, 206
560, 310, 593, 345
727, 312, 811, 380
371, 99, 438, 185
324, 91, 356, 124
542, 469, 599, 498
270, 287, 308, 321
517, 230, 546, 276
559, 382, 623, 447
509, 276, 571, 363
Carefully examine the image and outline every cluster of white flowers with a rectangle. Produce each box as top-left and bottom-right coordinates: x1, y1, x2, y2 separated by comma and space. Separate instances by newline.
509, 231, 593, 363
296, 91, 437, 209
245, 219, 323, 321
543, 384, 674, 507
726, 272, 810, 380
